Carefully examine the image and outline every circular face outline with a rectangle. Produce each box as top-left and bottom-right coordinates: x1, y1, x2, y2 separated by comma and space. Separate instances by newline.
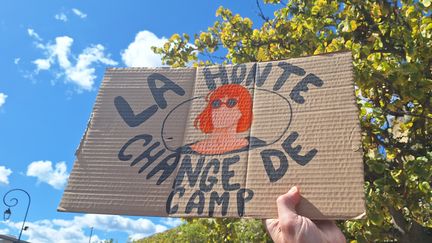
160, 88, 293, 156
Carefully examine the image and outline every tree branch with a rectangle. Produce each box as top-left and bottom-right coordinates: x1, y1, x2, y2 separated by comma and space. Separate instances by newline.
256, 0, 271, 24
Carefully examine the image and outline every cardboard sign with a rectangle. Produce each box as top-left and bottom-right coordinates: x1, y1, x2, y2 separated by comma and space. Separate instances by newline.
58, 52, 365, 219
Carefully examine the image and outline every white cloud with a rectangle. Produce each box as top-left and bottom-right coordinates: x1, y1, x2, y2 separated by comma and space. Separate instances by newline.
121, 30, 167, 67
28, 29, 118, 91
3, 220, 102, 243
0, 166, 12, 185
33, 58, 51, 71
26, 160, 69, 189
14, 58, 20, 64
0, 227, 10, 235
54, 214, 168, 239
162, 218, 183, 227
0, 93, 7, 108
2, 214, 172, 243
54, 13, 68, 22
72, 8, 87, 19
27, 28, 42, 41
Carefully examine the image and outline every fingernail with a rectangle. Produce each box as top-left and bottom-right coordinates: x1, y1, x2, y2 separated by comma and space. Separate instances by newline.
289, 186, 298, 194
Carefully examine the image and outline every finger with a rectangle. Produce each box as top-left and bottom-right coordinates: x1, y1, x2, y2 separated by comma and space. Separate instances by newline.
264, 219, 277, 228
263, 219, 279, 234
276, 186, 301, 219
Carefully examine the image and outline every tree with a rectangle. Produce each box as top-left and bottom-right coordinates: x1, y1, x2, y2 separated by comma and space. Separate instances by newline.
152, 0, 432, 242
134, 219, 271, 243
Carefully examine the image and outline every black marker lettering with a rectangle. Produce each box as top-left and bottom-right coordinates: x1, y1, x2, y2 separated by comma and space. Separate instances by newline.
118, 134, 163, 169
185, 190, 205, 215
173, 156, 205, 188
148, 73, 185, 109
290, 73, 323, 104
260, 149, 289, 182
222, 156, 241, 191
134, 141, 165, 172
166, 187, 184, 214
231, 64, 246, 84
118, 134, 152, 161
237, 189, 254, 217
208, 191, 229, 217
114, 96, 158, 127
244, 63, 256, 86
199, 159, 220, 192
273, 62, 306, 91
147, 148, 182, 185
282, 132, 317, 166
255, 63, 272, 87
204, 66, 228, 90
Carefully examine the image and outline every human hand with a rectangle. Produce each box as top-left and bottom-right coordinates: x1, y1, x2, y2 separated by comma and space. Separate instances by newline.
265, 186, 346, 243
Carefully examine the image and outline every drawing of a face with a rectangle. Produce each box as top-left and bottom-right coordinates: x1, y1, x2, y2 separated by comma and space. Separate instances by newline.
211, 97, 242, 129
191, 84, 253, 155
161, 84, 293, 155
195, 84, 252, 134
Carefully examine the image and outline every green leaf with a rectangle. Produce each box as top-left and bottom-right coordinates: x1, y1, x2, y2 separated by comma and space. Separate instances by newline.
369, 212, 384, 226
419, 181, 431, 194
391, 169, 403, 184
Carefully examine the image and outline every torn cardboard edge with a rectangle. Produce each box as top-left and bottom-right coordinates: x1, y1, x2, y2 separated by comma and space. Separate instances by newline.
59, 51, 366, 220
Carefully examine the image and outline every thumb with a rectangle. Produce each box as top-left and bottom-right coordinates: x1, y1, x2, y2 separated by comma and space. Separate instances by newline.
276, 186, 301, 219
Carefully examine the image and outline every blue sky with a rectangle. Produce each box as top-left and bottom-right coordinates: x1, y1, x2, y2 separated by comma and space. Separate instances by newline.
0, 0, 276, 242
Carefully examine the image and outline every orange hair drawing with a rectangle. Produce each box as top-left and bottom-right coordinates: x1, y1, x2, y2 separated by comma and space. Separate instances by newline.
194, 84, 253, 134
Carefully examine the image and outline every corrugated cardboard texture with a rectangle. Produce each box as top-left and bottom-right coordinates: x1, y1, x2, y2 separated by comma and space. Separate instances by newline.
59, 52, 365, 219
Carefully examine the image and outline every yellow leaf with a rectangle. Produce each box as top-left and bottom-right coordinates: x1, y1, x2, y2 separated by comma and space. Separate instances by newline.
387, 151, 396, 160
350, 20, 358, 31
372, 3, 382, 17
